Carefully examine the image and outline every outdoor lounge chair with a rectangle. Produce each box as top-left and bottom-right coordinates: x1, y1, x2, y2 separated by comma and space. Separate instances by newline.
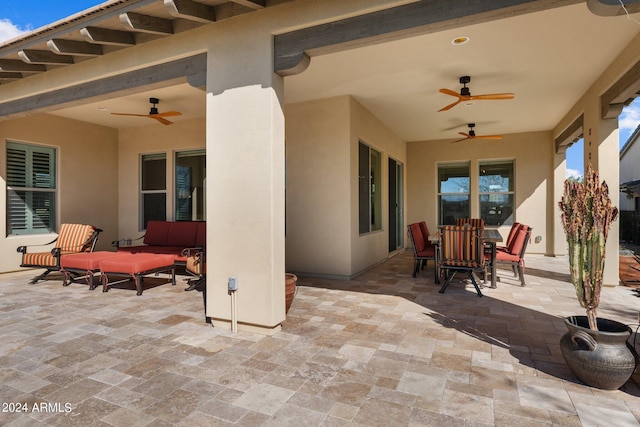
183, 247, 206, 292
438, 224, 484, 297
183, 247, 209, 323
17, 223, 102, 284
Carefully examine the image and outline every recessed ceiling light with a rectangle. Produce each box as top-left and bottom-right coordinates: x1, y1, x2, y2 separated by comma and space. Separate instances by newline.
97, 107, 108, 111
452, 36, 470, 46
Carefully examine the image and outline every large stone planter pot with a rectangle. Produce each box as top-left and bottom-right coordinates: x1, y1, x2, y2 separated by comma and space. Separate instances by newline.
560, 316, 638, 390
285, 273, 297, 314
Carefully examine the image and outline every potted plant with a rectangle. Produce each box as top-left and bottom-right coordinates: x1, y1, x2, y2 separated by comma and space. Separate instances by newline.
558, 164, 637, 389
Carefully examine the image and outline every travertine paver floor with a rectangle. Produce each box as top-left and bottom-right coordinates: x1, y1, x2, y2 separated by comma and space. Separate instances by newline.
1, 251, 640, 426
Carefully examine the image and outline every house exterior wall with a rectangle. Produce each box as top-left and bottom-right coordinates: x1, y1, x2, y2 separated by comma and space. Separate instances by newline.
285, 96, 352, 277
620, 137, 640, 211
285, 95, 407, 279
0, 114, 119, 273
349, 97, 407, 275
118, 117, 206, 238
406, 131, 553, 255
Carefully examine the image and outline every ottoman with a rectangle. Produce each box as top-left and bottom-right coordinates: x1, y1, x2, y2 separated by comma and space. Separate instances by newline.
60, 251, 120, 289
100, 253, 176, 295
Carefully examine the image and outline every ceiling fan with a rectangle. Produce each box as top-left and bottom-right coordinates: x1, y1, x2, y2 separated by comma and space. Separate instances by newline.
438, 76, 514, 112
111, 97, 182, 125
452, 123, 502, 143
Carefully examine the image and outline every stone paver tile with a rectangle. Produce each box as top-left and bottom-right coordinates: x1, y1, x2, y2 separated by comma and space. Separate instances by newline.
440, 388, 494, 424
517, 382, 576, 415
100, 406, 156, 427
233, 383, 295, 416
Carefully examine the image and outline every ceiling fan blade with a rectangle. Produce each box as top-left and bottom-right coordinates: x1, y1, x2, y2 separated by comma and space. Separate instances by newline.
152, 116, 174, 125
469, 93, 515, 100
438, 99, 463, 112
155, 111, 182, 118
451, 137, 470, 143
111, 112, 148, 117
439, 88, 461, 97
458, 132, 470, 137
475, 135, 503, 139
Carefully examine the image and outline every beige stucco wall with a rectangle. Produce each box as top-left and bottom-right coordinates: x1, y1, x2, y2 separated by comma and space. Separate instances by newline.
0, 113, 118, 273
286, 95, 407, 278
349, 97, 407, 275
407, 131, 553, 255
285, 96, 352, 277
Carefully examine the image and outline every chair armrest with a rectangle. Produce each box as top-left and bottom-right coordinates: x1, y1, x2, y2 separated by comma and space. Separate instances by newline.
112, 234, 144, 248
15, 236, 59, 254
181, 246, 204, 257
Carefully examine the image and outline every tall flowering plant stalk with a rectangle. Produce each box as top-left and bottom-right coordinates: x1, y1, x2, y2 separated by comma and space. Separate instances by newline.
559, 164, 618, 331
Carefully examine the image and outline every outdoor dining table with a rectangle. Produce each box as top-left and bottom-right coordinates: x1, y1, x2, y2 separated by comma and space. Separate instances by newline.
483, 228, 504, 289
429, 228, 503, 288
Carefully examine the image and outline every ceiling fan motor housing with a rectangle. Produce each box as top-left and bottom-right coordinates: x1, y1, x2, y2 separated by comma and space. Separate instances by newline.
149, 97, 159, 115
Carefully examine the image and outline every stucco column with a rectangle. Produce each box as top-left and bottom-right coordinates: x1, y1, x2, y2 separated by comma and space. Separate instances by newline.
205, 30, 286, 334
584, 110, 620, 286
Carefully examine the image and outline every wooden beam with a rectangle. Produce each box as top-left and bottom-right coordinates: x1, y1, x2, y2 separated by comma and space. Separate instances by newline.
601, 58, 640, 119
81, 27, 136, 46
120, 12, 174, 35
0, 53, 206, 117
164, 0, 216, 23
274, 0, 580, 76
555, 115, 583, 153
0, 72, 23, 80
47, 39, 103, 57
18, 49, 74, 65
230, 0, 265, 9
0, 59, 46, 72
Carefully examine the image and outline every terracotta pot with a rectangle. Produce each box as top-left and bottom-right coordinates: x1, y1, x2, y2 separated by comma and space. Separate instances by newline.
285, 273, 297, 313
560, 316, 638, 390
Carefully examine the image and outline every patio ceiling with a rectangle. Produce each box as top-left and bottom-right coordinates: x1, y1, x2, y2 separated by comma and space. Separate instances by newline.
2, 1, 640, 142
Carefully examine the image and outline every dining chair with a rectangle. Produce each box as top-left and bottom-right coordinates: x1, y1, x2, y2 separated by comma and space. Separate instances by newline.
437, 225, 484, 296
407, 223, 437, 280
493, 224, 532, 286
456, 218, 485, 230
496, 222, 521, 252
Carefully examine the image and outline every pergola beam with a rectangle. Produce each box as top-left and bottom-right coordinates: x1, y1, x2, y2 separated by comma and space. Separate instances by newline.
47, 39, 104, 57
164, 0, 217, 23
0, 59, 46, 72
18, 50, 74, 65
81, 27, 136, 46
120, 12, 174, 35
0, 72, 23, 80
230, 0, 265, 9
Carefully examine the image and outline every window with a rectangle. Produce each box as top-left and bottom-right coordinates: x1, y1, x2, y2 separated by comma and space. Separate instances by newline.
438, 163, 470, 225
175, 149, 206, 221
6, 142, 56, 235
359, 141, 382, 234
140, 153, 166, 229
479, 161, 514, 226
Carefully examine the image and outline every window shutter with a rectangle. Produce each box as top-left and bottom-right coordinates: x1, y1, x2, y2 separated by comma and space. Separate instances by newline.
6, 142, 56, 235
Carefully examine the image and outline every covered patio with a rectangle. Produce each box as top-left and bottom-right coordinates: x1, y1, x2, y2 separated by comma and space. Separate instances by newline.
1, 251, 639, 426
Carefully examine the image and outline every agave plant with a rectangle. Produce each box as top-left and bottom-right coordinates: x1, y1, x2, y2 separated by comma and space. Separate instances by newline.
558, 164, 618, 330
